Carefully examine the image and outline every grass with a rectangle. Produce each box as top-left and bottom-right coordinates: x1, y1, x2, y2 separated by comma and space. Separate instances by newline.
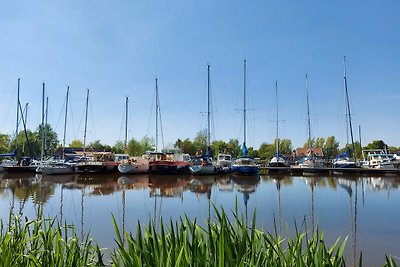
0, 206, 398, 266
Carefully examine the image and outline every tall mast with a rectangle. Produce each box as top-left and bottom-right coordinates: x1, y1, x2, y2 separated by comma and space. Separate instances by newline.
83, 89, 89, 155
15, 78, 20, 150
41, 82, 45, 161
155, 78, 159, 152
358, 125, 362, 150
344, 56, 355, 158
124, 96, 129, 151
44, 96, 49, 156
243, 59, 247, 145
207, 64, 211, 147
305, 74, 312, 150
275, 81, 279, 155
62, 86, 69, 160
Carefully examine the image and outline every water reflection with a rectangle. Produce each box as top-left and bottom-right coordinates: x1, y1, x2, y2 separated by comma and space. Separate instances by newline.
231, 175, 260, 226
0, 173, 399, 265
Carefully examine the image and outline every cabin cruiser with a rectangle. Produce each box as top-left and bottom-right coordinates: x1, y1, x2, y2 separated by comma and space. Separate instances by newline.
361, 150, 397, 170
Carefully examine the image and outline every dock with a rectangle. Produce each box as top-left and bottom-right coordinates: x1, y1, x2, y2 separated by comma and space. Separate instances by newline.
260, 166, 400, 175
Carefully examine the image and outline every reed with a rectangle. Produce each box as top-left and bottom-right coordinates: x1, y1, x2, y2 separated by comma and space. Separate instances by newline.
111, 205, 349, 267
0, 207, 398, 266
0, 210, 104, 266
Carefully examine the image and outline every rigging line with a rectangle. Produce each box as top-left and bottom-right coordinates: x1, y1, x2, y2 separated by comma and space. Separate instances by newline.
68, 89, 76, 145
146, 89, 156, 139
88, 94, 97, 141
118, 99, 126, 143
74, 97, 86, 141
54, 94, 67, 138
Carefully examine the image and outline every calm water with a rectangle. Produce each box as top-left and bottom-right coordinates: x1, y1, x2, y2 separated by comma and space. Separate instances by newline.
0, 172, 399, 266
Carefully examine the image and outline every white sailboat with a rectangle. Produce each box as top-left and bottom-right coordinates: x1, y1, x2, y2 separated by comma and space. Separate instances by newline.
268, 81, 290, 169
118, 96, 149, 174
42, 87, 78, 175
189, 65, 220, 175
297, 74, 326, 173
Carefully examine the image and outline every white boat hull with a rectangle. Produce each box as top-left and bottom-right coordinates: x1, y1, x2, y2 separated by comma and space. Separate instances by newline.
42, 165, 77, 175
118, 163, 149, 174
189, 165, 217, 175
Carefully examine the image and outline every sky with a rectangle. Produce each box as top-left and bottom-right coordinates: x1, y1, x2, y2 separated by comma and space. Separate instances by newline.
0, 0, 399, 150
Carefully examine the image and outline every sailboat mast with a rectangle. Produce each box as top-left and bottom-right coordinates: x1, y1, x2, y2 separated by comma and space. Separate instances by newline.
155, 78, 159, 152
344, 56, 356, 158
275, 81, 279, 155
125, 96, 129, 151
41, 82, 45, 161
243, 59, 247, 145
305, 74, 312, 150
83, 89, 89, 155
207, 64, 211, 147
15, 78, 20, 150
62, 86, 69, 160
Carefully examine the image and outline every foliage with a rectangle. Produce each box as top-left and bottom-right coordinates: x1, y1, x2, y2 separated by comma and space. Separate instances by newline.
0, 211, 104, 266
258, 142, 275, 160
0, 133, 10, 154
111, 205, 351, 267
113, 141, 125, 154
193, 130, 208, 155
324, 136, 340, 159
364, 140, 388, 150
69, 139, 84, 148
37, 123, 59, 157
88, 140, 112, 151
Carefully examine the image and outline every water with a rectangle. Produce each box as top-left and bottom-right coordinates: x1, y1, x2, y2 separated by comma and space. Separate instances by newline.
0, 172, 399, 265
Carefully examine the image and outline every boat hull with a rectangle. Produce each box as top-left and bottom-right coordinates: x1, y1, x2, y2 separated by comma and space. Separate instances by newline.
42, 165, 78, 175
3, 166, 37, 173
230, 165, 259, 176
118, 163, 149, 174
189, 165, 217, 175
149, 163, 189, 175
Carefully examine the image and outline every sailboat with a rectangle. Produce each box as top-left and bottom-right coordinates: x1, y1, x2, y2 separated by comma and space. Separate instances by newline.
333, 57, 360, 171
268, 81, 290, 169
148, 79, 190, 174
189, 65, 219, 175
42, 86, 78, 175
297, 74, 326, 173
231, 60, 259, 176
118, 96, 149, 174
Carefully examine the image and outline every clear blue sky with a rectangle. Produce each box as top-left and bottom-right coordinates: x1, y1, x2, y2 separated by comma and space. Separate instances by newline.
1, 1, 399, 149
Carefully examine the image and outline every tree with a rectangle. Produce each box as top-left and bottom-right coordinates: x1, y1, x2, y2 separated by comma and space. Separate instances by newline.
258, 142, 275, 160
140, 136, 155, 153
364, 140, 387, 150
112, 141, 125, 154
226, 139, 241, 158
36, 124, 59, 157
0, 133, 10, 154
192, 130, 208, 155
174, 138, 195, 155
88, 140, 111, 151
211, 140, 228, 157
127, 138, 143, 156
315, 137, 325, 149
324, 136, 339, 159
69, 139, 84, 148
248, 147, 259, 158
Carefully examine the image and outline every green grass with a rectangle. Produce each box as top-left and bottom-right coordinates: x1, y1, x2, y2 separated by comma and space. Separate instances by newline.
0, 207, 398, 266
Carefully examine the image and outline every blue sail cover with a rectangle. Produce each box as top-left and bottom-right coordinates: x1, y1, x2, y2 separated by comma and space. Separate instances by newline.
205, 146, 211, 157
0, 149, 17, 158
335, 149, 350, 160
242, 142, 248, 156
274, 152, 287, 159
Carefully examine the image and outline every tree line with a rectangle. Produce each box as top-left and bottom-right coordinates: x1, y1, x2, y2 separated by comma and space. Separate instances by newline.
1, 126, 399, 161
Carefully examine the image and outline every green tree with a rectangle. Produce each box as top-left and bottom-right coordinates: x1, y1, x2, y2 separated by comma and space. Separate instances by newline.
193, 130, 208, 154
36, 124, 59, 157
258, 142, 275, 161
324, 136, 339, 159
127, 138, 143, 156
210, 140, 228, 157
140, 136, 155, 153
174, 138, 195, 155
0, 133, 10, 154
226, 139, 241, 158
274, 138, 293, 155
10, 130, 40, 158
364, 140, 387, 150
248, 147, 259, 158
112, 141, 125, 154
88, 140, 111, 151
69, 139, 84, 148
315, 137, 325, 149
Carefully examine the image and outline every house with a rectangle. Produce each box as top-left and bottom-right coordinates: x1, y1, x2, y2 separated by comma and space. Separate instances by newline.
294, 147, 324, 159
